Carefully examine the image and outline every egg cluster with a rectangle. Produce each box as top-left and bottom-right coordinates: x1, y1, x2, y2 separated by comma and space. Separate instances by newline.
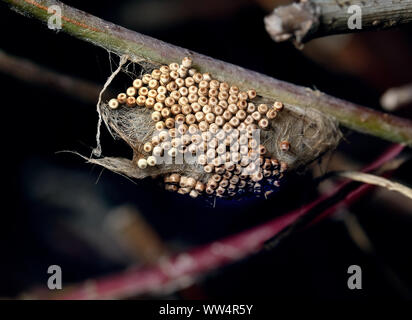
108, 57, 289, 199
163, 156, 288, 199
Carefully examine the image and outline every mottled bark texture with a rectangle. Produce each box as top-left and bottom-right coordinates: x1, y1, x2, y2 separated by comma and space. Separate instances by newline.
265, 0, 412, 46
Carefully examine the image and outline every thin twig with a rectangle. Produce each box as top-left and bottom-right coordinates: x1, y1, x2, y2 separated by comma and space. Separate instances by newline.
342, 210, 374, 254
0, 49, 101, 104
3, 0, 412, 146
25, 144, 403, 300
338, 171, 412, 200
264, 0, 412, 46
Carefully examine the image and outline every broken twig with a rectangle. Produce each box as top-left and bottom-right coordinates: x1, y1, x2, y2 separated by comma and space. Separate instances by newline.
265, 0, 412, 46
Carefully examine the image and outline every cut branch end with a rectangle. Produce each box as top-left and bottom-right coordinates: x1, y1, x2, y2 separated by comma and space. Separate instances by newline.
264, 1, 320, 48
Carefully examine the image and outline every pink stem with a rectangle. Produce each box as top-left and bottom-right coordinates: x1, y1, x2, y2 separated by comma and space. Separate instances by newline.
53, 144, 404, 300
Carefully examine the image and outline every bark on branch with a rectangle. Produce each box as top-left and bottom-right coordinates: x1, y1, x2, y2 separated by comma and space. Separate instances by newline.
265, 0, 412, 46
3, 0, 412, 146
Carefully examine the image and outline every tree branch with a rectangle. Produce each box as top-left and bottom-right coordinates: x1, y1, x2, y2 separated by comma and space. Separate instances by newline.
0, 49, 101, 104
3, 0, 412, 146
264, 0, 412, 46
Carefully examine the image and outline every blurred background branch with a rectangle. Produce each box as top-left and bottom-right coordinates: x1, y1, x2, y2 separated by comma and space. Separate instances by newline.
0, 49, 103, 104
25, 144, 404, 299
381, 83, 412, 111
340, 210, 412, 298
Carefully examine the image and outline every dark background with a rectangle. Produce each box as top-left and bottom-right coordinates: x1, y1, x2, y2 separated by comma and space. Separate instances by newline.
1, 0, 412, 299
